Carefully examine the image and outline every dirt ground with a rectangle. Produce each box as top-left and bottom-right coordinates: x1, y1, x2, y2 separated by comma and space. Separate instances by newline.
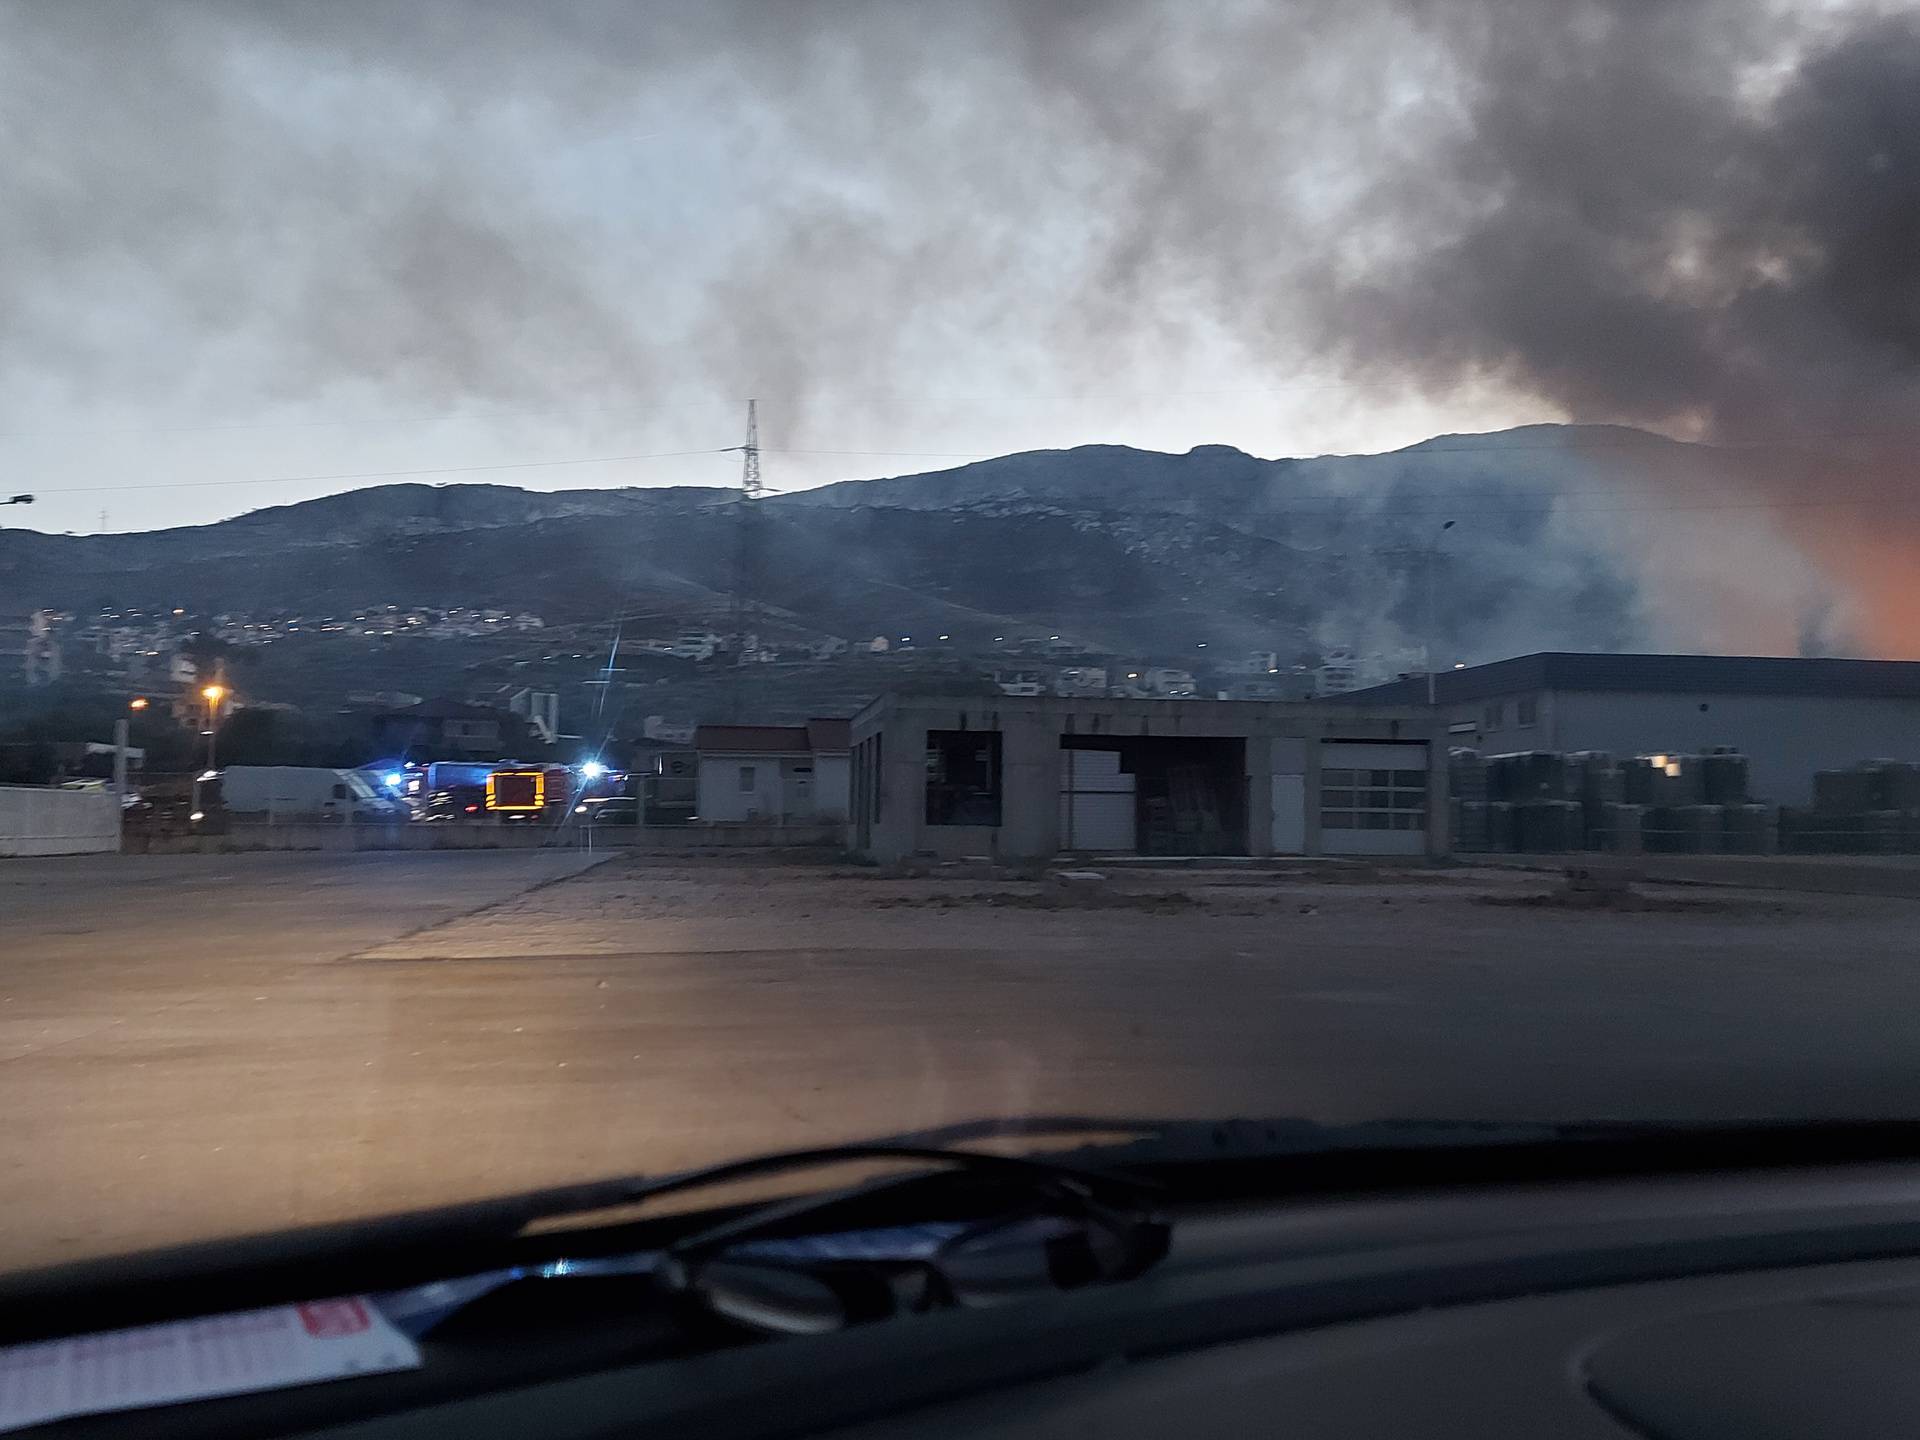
352, 854, 1820, 958
8, 849, 1920, 1270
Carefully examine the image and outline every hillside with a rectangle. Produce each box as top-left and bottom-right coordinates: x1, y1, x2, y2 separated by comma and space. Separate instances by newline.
0, 423, 1835, 718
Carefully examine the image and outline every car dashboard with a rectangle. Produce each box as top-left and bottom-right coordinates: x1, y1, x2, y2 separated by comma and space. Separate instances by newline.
25, 1160, 1920, 1439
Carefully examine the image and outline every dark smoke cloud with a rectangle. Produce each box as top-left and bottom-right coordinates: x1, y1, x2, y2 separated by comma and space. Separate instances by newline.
8, 1, 1908, 428
1318, 3, 1920, 439
2, 1, 1915, 644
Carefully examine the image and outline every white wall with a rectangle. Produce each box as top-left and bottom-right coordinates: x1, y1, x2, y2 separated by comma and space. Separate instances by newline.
813, 754, 850, 821
696, 755, 791, 822
0, 786, 119, 856
1434, 687, 1553, 757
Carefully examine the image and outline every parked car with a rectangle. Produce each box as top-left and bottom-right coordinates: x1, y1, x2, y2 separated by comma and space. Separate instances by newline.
575, 795, 639, 826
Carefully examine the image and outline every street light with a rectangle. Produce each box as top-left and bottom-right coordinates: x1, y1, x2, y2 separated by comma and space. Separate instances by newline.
201, 684, 226, 769
1425, 520, 1457, 707
128, 697, 149, 711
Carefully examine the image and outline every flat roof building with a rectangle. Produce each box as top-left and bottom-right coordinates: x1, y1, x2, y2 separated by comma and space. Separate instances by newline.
848, 692, 1445, 863
1339, 652, 1920, 806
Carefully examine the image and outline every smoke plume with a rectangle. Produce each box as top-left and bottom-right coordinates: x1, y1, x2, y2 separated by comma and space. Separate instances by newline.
2, 2, 1916, 646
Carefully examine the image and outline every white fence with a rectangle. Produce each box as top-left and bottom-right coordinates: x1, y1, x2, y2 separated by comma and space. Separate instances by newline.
0, 786, 121, 857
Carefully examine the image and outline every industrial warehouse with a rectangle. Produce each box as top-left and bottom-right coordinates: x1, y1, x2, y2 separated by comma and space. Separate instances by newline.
1341, 652, 1920, 807
1341, 652, 1920, 856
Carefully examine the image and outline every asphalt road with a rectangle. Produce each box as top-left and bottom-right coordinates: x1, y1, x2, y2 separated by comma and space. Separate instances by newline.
8, 850, 1920, 1271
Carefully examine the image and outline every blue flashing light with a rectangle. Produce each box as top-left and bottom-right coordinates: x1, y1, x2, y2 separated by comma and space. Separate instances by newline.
383, 772, 404, 789
579, 760, 608, 780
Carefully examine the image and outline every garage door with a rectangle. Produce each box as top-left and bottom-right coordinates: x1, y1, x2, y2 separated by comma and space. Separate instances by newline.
1059, 749, 1137, 852
1320, 743, 1428, 856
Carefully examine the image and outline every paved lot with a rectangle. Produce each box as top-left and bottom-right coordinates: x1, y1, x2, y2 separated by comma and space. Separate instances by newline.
7, 850, 1920, 1270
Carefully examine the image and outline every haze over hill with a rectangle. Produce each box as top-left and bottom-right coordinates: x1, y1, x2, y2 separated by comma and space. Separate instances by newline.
0, 425, 1875, 702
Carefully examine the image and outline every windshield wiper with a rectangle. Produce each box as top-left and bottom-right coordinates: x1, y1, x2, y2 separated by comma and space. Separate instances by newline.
383, 1142, 1169, 1340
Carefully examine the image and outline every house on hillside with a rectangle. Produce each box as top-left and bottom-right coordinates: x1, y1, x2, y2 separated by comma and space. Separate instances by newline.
1142, 667, 1197, 698
1052, 666, 1108, 697
692, 718, 851, 824
370, 697, 537, 760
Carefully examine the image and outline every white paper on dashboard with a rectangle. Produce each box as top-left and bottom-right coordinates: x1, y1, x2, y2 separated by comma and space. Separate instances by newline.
0, 1296, 421, 1434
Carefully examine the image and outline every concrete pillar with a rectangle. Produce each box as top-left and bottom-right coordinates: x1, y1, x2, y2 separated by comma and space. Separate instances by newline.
998, 712, 1060, 859
873, 719, 928, 862
1427, 736, 1452, 859
1303, 736, 1325, 856
1246, 734, 1275, 857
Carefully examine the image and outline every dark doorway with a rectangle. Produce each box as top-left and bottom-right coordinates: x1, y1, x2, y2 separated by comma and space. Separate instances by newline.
1061, 734, 1246, 856
926, 730, 1002, 826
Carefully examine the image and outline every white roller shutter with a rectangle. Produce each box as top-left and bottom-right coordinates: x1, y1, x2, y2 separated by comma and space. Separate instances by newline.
1059, 749, 1137, 852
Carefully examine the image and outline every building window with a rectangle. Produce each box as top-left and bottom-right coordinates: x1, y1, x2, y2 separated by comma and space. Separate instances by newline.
1516, 697, 1538, 727
1320, 767, 1427, 831
926, 731, 1002, 826
738, 765, 756, 792
1483, 701, 1505, 730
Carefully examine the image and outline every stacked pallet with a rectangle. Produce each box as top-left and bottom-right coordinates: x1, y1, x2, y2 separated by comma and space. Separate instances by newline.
1720, 803, 1774, 855
1449, 749, 1491, 852
1450, 746, 1772, 855
1791, 760, 1920, 854
1647, 804, 1723, 854
1592, 802, 1646, 854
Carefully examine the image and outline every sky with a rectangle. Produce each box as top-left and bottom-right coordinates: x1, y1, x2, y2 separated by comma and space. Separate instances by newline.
1, 0, 1914, 564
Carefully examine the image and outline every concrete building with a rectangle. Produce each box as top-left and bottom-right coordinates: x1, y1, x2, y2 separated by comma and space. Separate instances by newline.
1339, 651, 1920, 806
1142, 667, 1198, 698
0, 611, 62, 686
693, 719, 852, 823
371, 697, 534, 759
504, 687, 560, 744
1313, 648, 1359, 696
1052, 666, 1108, 697
849, 692, 1444, 863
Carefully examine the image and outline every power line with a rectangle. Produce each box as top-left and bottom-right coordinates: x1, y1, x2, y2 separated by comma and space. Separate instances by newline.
764, 447, 999, 460
30, 446, 738, 496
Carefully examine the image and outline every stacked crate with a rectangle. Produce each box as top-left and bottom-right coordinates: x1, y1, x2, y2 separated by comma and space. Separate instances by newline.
1793, 760, 1920, 854
1486, 801, 1516, 853
1594, 802, 1647, 854
1448, 749, 1491, 853
1720, 804, 1773, 854
1514, 800, 1583, 853
1700, 748, 1751, 806
1567, 751, 1623, 847
1489, 750, 1578, 853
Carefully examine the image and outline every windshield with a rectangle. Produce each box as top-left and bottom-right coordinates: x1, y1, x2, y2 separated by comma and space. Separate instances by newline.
3, 0, 1919, 1275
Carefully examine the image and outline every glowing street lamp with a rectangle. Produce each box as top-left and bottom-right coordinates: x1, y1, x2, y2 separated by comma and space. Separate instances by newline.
201, 684, 226, 769
128, 697, 149, 711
